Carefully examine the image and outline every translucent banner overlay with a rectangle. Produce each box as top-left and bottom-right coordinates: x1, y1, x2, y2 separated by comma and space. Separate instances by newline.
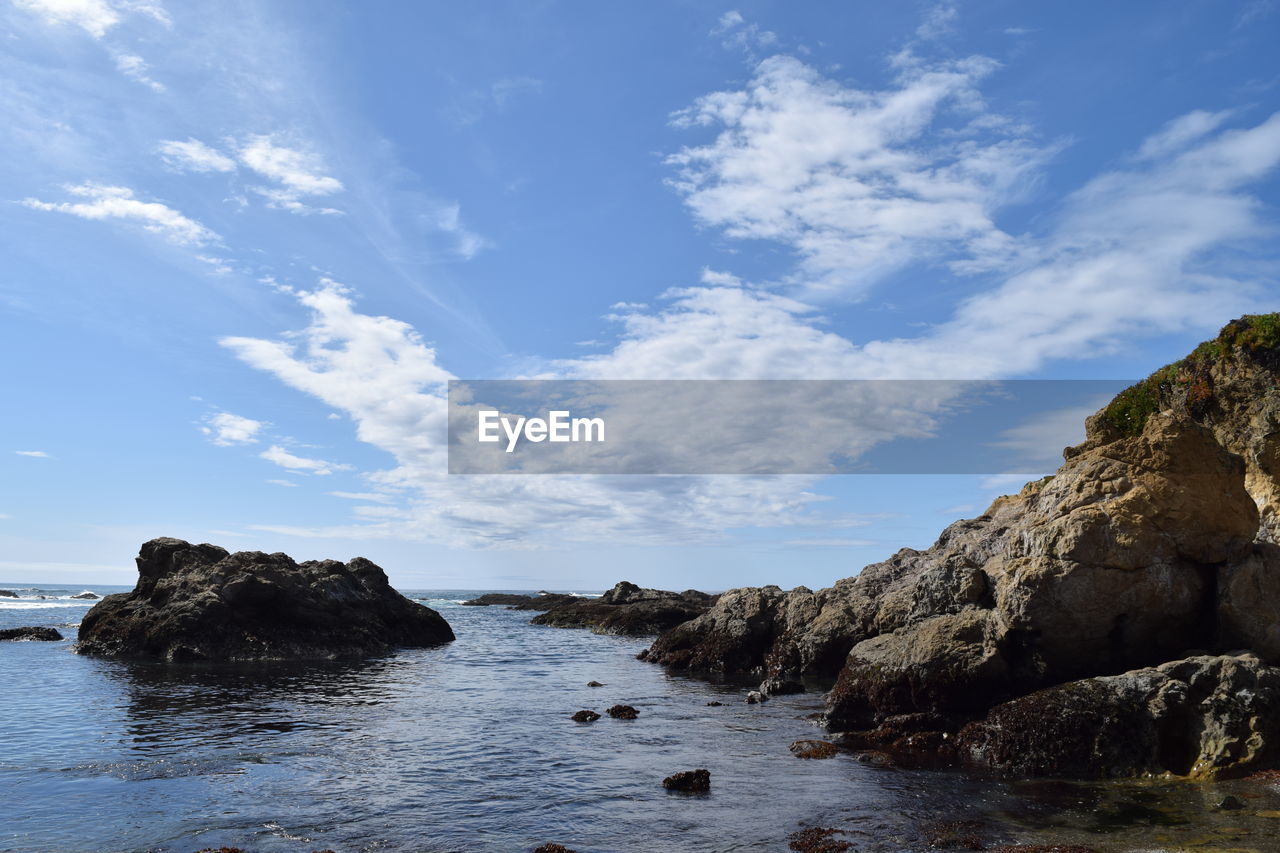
447, 379, 1132, 475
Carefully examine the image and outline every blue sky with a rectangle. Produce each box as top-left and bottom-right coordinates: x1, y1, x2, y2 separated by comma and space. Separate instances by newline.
2, 0, 1278, 590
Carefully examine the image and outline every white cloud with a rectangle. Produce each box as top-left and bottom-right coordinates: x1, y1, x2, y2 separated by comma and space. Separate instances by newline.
112, 52, 164, 92
238, 135, 344, 215
158, 138, 236, 173
22, 183, 218, 245
13, 0, 119, 38
1137, 110, 1234, 161
709, 8, 776, 53
266, 479, 299, 487
13, 450, 49, 458
201, 412, 264, 446
914, 1, 958, 41
667, 54, 1052, 299
259, 445, 349, 476
432, 203, 488, 259
328, 491, 394, 503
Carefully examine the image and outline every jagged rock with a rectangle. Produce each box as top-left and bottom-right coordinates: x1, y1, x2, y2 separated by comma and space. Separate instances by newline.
606, 704, 638, 719
70, 592, 99, 600
0, 589, 17, 598
570, 710, 600, 722
0, 627, 62, 641
460, 593, 537, 606
958, 654, 1280, 779
76, 538, 454, 661
642, 315, 1280, 778
530, 581, 716, 635
661, 768, 710, 792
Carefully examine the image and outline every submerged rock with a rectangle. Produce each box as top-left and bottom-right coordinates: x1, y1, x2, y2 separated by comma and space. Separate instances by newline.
586, 680, 604, 687
606, 704, 638, 720
76, 538, 454, 661
0, 627, 63, 641
570, 710, 600, 723
530, 581, 717, 635
789, 740, 838, 759
531, 844, 577, 853
460, 592, 537, 606
661, 768, 710, 792
641, 315, 1280, 779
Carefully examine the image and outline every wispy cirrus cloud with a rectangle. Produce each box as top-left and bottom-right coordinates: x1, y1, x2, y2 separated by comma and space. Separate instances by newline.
259, 445, 350, 476
238, 134, 344, 215
13, 450, 50, 458
21, 183, 218, 245
158, 138, 236, 173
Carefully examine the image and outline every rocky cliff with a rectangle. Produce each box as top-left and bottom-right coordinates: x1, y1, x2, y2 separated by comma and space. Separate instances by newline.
77, 538, 455, 661
641, 315, 1280, 778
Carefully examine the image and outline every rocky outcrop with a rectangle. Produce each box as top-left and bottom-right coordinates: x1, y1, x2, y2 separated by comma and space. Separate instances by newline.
77, 538, 454, 661
70, 592, 99, 600
642, 315, 1280, 778
509, 593, 582, 611
958, 653, 1280, 779
0, 627, 63, 641
461, 593, 539, 606
531, 581, 716, 635
0, 589, 17, 598
661, 769, 710, 792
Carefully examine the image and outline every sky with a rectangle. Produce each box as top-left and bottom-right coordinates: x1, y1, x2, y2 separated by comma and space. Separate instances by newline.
2, 0, 1279, 591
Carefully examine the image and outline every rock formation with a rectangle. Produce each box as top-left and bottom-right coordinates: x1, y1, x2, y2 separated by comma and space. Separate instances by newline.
0, 589, 17, 598
77, 538, 454, 661
0, 627, 63, 641
642, 315, 1280, 778
460, 592, 541, 606
531, 581, 716, 635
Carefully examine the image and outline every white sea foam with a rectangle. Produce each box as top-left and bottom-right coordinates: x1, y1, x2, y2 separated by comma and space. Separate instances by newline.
0, 599, 97, 610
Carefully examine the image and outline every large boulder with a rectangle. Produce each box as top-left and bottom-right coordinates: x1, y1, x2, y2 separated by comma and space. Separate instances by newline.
532, 581, 716, 636
0, 627, 63, 641
957, 654, 1280, 779
76, 538, 454, 661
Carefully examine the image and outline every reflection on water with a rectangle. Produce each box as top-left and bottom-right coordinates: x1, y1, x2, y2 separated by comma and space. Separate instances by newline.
4, 594, 1280, 852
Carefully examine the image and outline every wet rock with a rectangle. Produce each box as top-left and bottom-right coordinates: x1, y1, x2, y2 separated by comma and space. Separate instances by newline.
760, 676, 804, 696
586, 680, 604, 687
958, 654, 1280, 779
76, 538, 454, 661
70, 592, 99, 600
460, 593, 537, 606
0, 589, 17, 598
987, 847, 1099, 853
531, 581, 716, 635
570, 710, 600, 723
531, 845, 576, 853
789, 740, 837, 759
705, 701, 724, 707
509, 593, 583, 611
922, 818, 986, 850
0, 627, 63, 641
787, 827, 851, 852
745, 691, 767, 704
606, 704, 638, 720
1217, 794, 1245, 810
661, 768, 710, 792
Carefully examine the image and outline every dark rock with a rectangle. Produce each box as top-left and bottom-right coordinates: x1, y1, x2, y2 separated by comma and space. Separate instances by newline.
531, 844, 576, 853
460, 592, 537, 606
0, 627, 62, 641
661, 768, 710, 792
787, 827, 851, 852
70, 592, 99, 600
1217, 794, 1245, 810
789, 740, 837, 759
761, 676, 805, 696
76, 538, 454, 661
957, 654, 1280, 779
705, 700, 724, 706
570, 710, 600, 722
586, 680, 604, 687
606, 704, 638, 720
0, 589, 17, 598
530, 581, 717, 635
509, 593, 582, 611
745, 691, 766, 704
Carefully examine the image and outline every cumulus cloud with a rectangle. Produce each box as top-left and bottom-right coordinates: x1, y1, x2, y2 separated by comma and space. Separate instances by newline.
22, 183, 218, 245
201, 412, 264, 446
667, 53, 1052, 299
158, 138, 236, 172
238, 135, 344, 214
259, 445, 350, 476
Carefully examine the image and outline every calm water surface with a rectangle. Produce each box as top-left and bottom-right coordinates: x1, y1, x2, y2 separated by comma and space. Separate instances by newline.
3, 586, 1280, 853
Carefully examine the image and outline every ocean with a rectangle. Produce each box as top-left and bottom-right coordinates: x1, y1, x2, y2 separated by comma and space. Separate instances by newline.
3, 586, 1279, 852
